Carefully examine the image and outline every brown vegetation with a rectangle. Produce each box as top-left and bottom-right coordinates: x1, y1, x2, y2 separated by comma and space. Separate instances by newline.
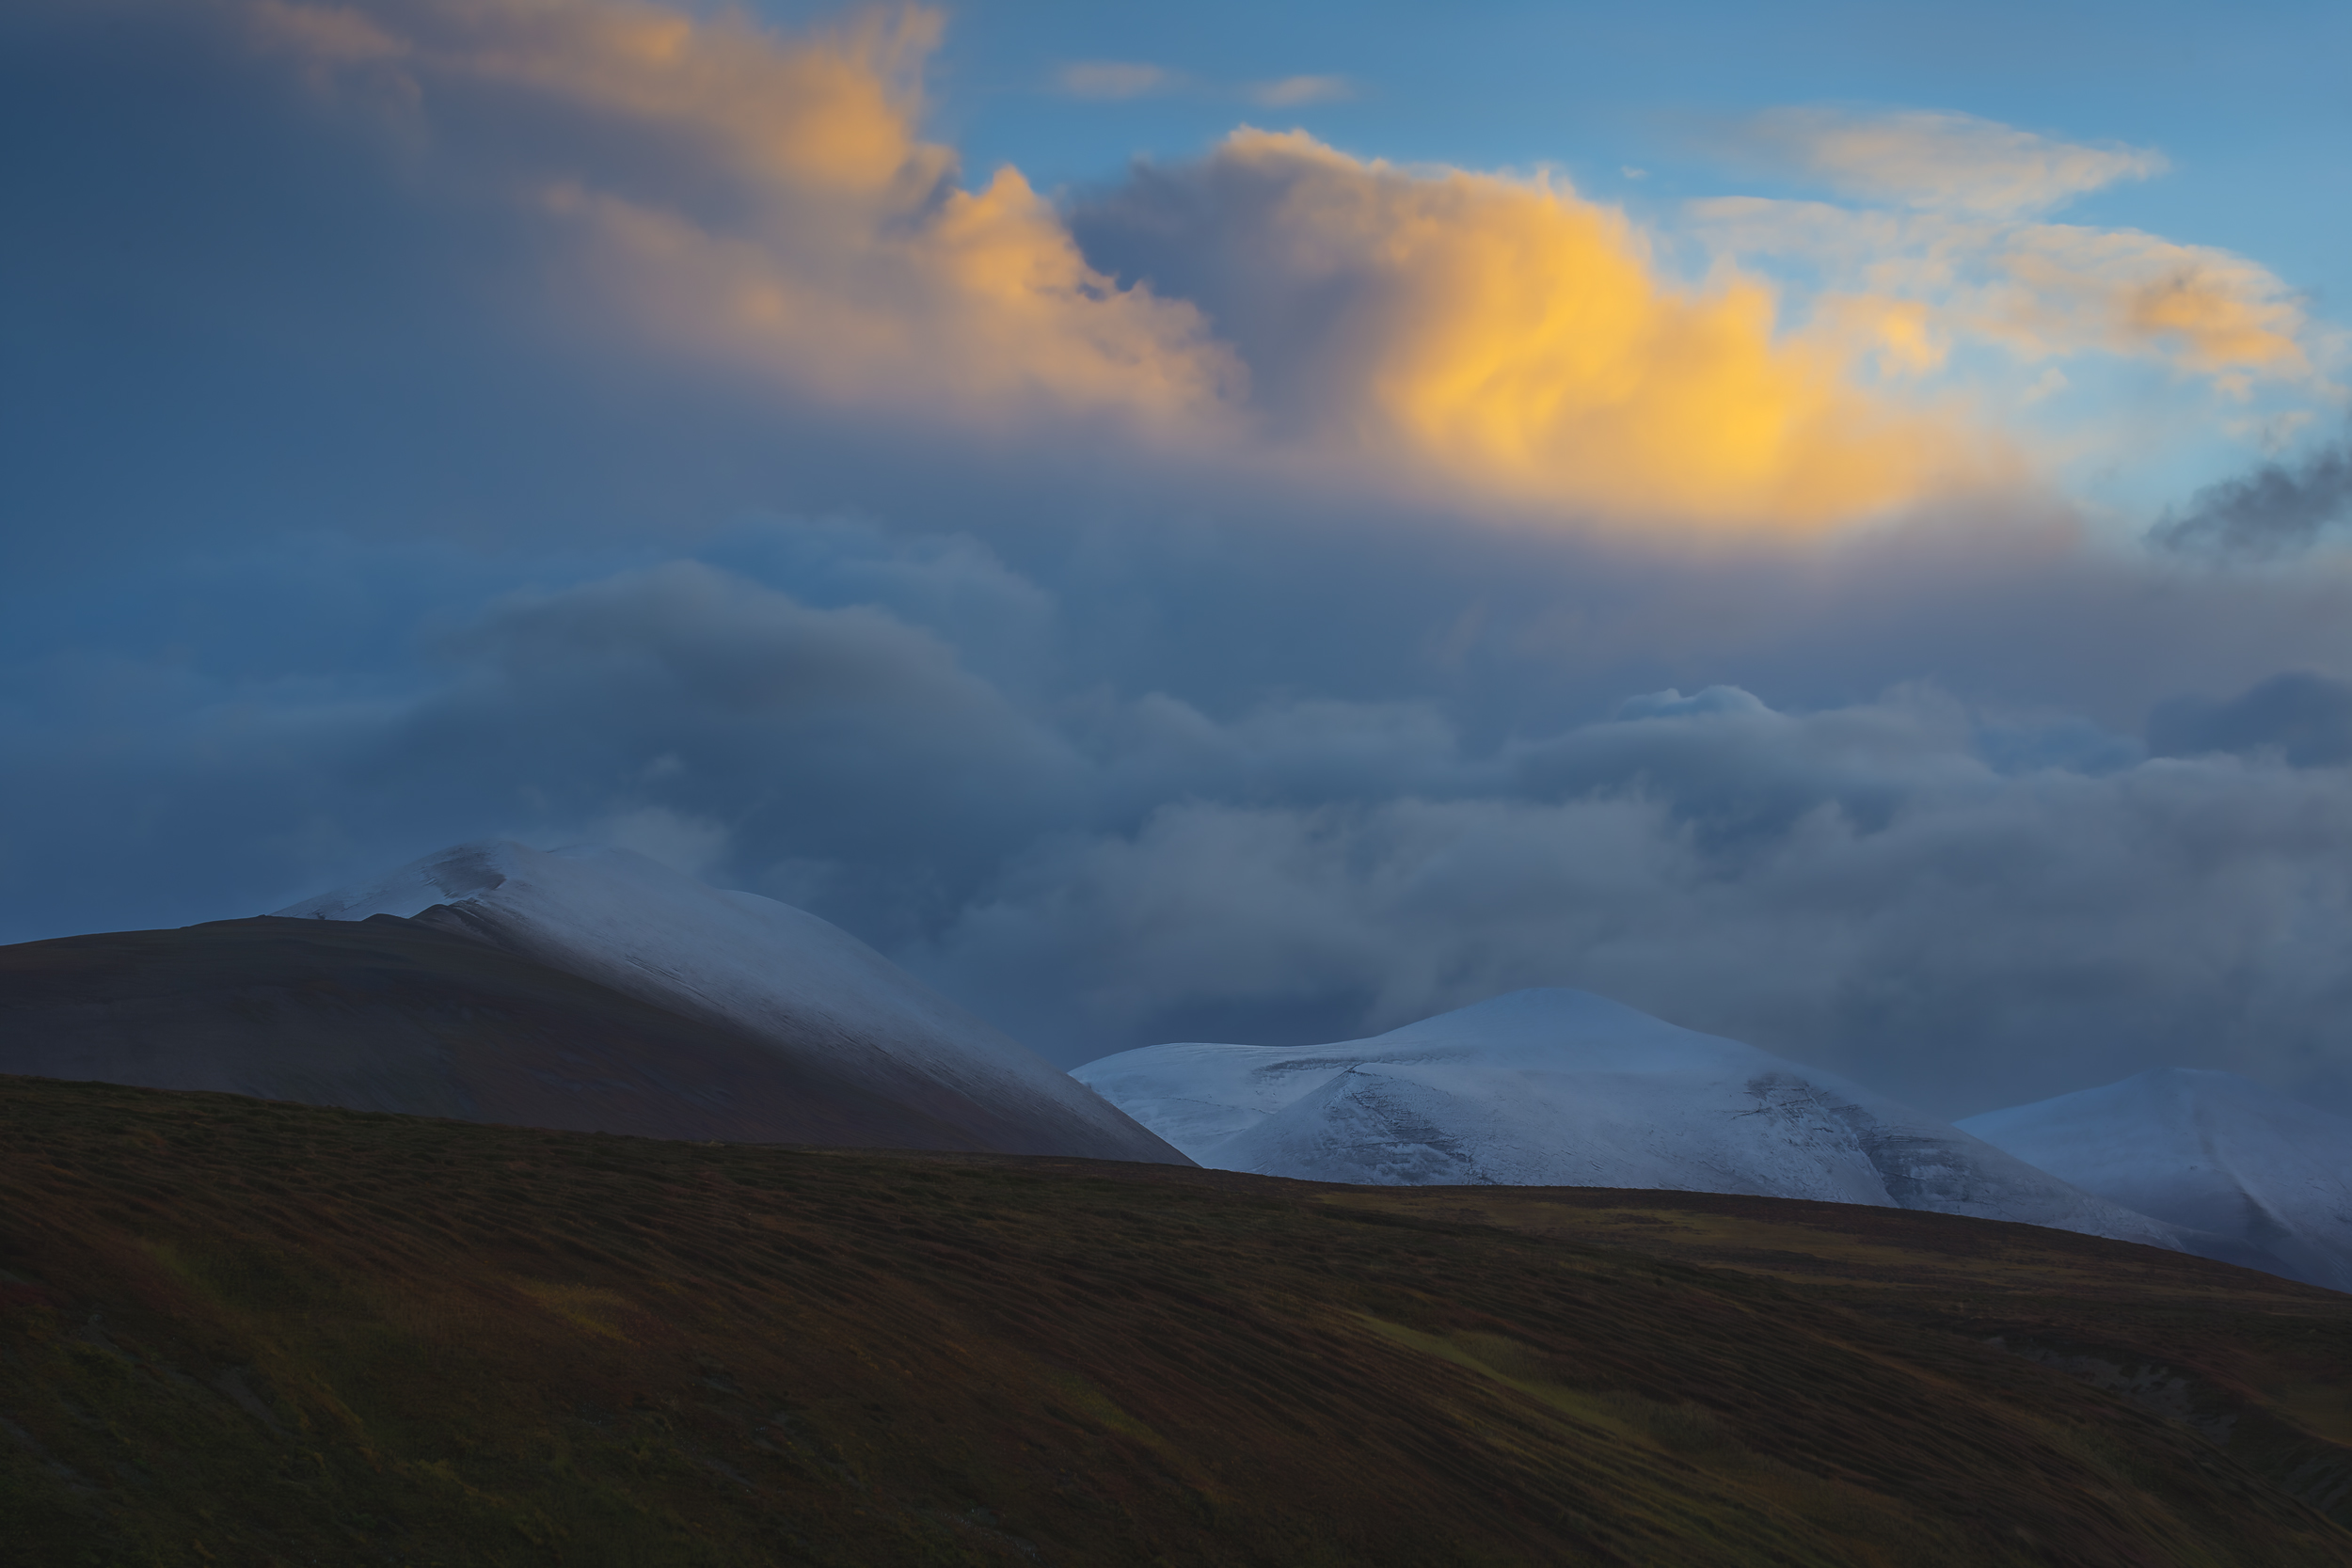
4, 1074, 2349, 1565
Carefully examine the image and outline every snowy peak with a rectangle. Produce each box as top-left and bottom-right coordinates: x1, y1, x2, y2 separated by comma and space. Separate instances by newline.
277, 840, 516, 920
1354, 987, 1739, 1066
1075, 988, 2182, 1249
1960, 1069, 2352, 1291
278, 841, 1188, 1164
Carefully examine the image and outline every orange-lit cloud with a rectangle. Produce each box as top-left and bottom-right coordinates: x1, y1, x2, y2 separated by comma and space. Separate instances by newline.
1993, 227, 2311, 383
252, 0, 1241, 433
246, 0, 1994, 539
1692, 110, 2323, 408
247, 0, 405, 65
1092, 130, 1982, 532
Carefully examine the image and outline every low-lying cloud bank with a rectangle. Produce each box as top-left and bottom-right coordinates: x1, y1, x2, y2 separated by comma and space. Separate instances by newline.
16, 534, 2352, 1120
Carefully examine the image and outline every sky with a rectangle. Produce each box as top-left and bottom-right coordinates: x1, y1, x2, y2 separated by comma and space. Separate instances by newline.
7, 0, 2352, 1118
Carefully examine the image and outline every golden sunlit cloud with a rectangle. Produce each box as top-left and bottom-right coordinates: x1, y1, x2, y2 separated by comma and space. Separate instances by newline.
1695, 186, 2321, 403
1690, 105, 2337, 488
1128, 130, 1985, 532
1993, 227, 2311, 381
255, 0, 1240, 430
246, 0, 2010, 540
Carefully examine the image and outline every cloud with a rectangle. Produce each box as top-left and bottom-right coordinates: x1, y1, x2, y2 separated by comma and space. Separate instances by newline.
1074, 130, 1990, 533
14, 0, 2352, 1134
1692, 201, 2317, 407
120, 0, 2339, 546
241, 0, 1242, 438
21, 509, 2352, 1119
160, 0, 2005, 540
1, 0, 2330, 554
592, 804, 731, 875
399, 561, 1090, 940
2149, 671, 2352, 766
1056, 60, 1175, 100
1686, 107, 2326, 446
246, 0, 405, 66
2149, 435, 2352, 559
1243, 75, 1351, 108
1727, 107, 2164, 216
925, 682, 2352, 1117
1991, 225, 2312, 380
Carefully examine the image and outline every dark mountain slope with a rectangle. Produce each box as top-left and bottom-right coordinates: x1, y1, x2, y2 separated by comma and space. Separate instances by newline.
6, 1075, 2352, 1566
0, 915, 987, 1148
274, 841, 1186, 1164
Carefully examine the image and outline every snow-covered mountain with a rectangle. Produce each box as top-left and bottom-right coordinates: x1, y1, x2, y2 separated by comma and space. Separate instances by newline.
271, 840, 1187, 1164
1960, 1069, 2352, 1292
1073, 989, 2183, 1248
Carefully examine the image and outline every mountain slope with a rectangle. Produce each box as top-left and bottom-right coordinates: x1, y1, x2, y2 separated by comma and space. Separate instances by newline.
272, 840, 1185, 1163
0, 914, 992, 1148
1074, 988, 2181, 1247
1961, 1069, 2352, 1293
6, 1074, 2351, 1567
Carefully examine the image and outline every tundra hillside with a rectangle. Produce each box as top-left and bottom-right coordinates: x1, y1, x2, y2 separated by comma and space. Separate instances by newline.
4, 1075, 2350, 1566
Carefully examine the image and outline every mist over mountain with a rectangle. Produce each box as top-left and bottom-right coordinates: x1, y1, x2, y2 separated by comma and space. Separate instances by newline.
1077, 989, 2203, 1246
1963, 1069, 2352, 1294
7, 0, 2352, 1134
2, 841, 1185, 1164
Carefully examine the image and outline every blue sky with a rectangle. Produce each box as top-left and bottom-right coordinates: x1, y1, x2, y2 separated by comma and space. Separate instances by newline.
911, 0, 2352, 517
702, 1, 2352, 236
6, 0, 2352, 1117
928, 0, 2348, 282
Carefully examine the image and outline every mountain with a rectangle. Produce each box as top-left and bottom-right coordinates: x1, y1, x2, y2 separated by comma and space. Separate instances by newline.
0, 840, 1184, 1164
1073, 988, 2182, 1247
8, 1073, 2352, 1566
1960, 1069, 2352, 1292
0, 914, 1014, 1149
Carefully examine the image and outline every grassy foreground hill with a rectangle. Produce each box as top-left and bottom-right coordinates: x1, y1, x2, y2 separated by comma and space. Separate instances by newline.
4, 1075, 2350, 1566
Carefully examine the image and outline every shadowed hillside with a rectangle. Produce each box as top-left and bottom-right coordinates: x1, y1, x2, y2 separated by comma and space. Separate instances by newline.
4, 1074, 2350, 1566
0, 916, 1108, 1152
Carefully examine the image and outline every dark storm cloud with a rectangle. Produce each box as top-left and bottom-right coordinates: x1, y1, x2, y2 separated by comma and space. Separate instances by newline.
2148, 436, 2352, 561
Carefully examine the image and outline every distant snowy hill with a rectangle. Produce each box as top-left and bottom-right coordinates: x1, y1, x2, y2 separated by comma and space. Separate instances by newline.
1960, 1069, 2352, 1292
270, 841, 1187, 1164
1073, 989, 2183, 1248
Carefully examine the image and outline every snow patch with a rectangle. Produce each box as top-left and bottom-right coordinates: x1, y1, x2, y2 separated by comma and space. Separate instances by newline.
1075, 989, 2182, 1246
1962, 1069, 2352, 1291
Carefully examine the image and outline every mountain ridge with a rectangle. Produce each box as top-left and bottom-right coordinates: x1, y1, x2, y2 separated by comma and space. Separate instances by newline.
1076, 988, 2197, 1253
0, 840, 1184, 1163
1963, 1068, 2352, 1293
273, 840, 1183, 1164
